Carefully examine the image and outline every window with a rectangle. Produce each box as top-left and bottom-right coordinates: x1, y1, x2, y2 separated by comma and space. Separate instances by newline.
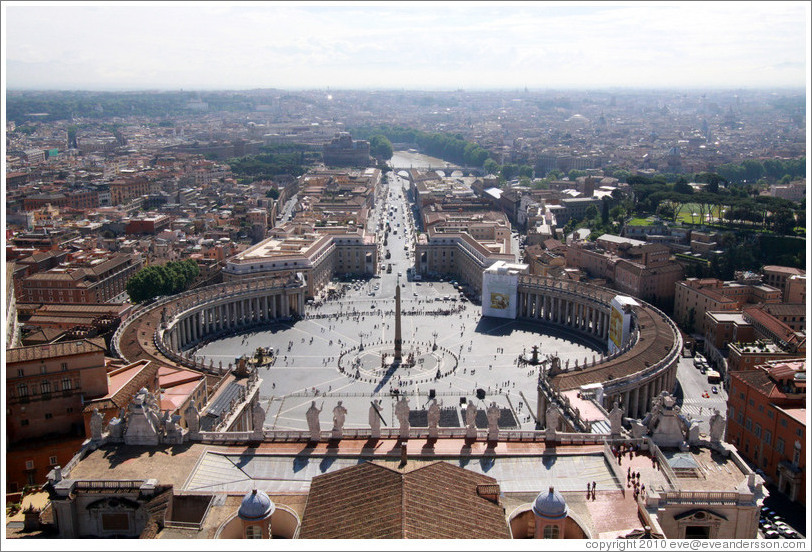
40, 364, 47, 374
49, 456, 58, 465
754, 424, 761, 438
748, 399, 754, 406
796, 428, 803, 438
60, 362, 68, 371
764, 430, 772, 445
245, 525, 262, 539
745, 418, 752, 430
757, 404, 764, 412
542, 525, 560, 539
45, 413, 53, 420
17, 369, 24, 377
17, 383, 28, 397
21, 419, 29, 427
62, 378, 72, 391
25, 460, 34, 470
40, 381, 51, 395
767, 410, 774, 419
776, 438, 785, 455
27, 472, 36, 486
780, 419, 788, 428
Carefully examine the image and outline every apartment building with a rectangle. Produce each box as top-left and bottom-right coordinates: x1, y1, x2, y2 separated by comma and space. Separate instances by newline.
673, 278, 782, 336
414, 228, 515, 295
17, 251, 143, 304
222, 222, 377, 298
761, 265, 805, 302
727, 359, 806, 503
5, 339, 108, 492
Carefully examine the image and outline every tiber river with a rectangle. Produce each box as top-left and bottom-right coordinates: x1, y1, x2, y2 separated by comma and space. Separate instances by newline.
389, 150, 456, 170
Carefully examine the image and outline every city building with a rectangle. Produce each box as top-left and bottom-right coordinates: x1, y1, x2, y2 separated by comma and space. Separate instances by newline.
761, 265, 806, 303
673, 277, 782, 337
5, 339, 108, 492
322, 132, 371, 167
16, 251, 143, 304
726, 359, 806, 503
564, 236, 683, 309
222, 222, 377, 298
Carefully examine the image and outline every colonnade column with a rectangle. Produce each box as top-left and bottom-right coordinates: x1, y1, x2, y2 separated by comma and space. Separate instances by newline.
630, 386, 640, 419
640, 382, 650, 417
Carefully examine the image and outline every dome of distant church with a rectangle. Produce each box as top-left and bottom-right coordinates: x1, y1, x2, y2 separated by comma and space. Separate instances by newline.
532, 486, 568, 520
238, 489, 275, 521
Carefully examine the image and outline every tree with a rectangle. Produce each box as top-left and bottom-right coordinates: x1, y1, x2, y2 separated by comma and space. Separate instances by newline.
518, 165, 534, 179
673, 178, 693, 195
568, 169, 587, 181
771, 208, 795, 235
368, 135, 394, 160
265, 188, 280, 199
585, 204, 599, 221
125, 259, 199, 304
484, 158, 500, 175
501, 164, 520, 181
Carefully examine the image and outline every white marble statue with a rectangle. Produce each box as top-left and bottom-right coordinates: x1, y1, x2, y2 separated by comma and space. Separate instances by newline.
609, 400, 624, 436
486, 402, 500, 440
709, 408, 725, 443
369, 399, 383, 438
545, 404, 560, 433
427, 399, 442, 438
185, 400, 200, 435
395, 396, 410, 437
332, 401, 347, 437
90, 408, 104, 440
465, 402, 477, 429
252, 401, 266, 434
306, 401, 323, 441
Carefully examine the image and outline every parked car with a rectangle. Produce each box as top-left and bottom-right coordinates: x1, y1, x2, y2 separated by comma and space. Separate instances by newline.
711, 386, 718, 394
763, 530, 780, 539
774, 522, 792, 536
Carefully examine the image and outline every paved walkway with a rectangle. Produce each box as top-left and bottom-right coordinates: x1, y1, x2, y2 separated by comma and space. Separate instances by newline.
183, 439, 620, 495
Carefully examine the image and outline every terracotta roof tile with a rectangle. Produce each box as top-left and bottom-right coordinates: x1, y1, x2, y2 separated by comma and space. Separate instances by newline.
299, 461, 510, 539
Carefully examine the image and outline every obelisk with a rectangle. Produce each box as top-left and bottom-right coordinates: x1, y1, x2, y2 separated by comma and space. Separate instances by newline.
394, 284, 402, 361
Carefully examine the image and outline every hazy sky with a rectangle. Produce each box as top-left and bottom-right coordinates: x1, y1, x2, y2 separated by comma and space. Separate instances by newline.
3, 1, 809, 90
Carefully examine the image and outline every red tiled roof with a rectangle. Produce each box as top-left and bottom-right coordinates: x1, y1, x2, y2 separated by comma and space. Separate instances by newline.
299, 461, 510, 539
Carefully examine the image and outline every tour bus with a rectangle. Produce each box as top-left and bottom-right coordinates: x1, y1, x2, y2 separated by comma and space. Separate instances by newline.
706, 370, 721, 384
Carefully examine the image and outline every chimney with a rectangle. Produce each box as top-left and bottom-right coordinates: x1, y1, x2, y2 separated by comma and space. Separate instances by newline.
476, 484, 501, 504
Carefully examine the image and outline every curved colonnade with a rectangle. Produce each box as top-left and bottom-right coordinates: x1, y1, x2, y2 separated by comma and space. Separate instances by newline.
113, 273, 681, 422
112, 276, 306, 373
516, 275, 682, 419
